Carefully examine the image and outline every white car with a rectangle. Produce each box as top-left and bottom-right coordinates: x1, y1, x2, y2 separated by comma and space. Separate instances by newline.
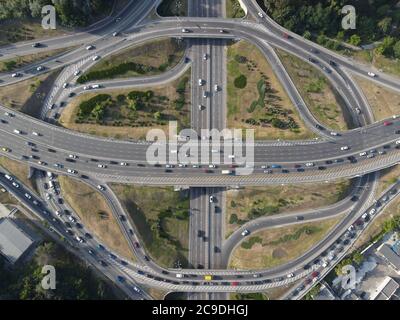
36, 66, 44, 71
208, 164, 216, 168
330, 132, 338, 136
203, 91, 208, 98
120, 162, 128, 166
55, 210, 62, 217
24, 193, 32, 200
97, 164, 107, 168
369, 208, 376, 215
83, 85, 91, 90
396, 140, 400, 145
258, 12, 264, 18
74, 70, 81, 76
209, 196, 215, 203
241, 229, 250, 237
367, 71, 376, 77
11, 73, 21, 78
86, 45, 94, 50
203, 53, 208, 60
305, 162, 314, 167
13, 129, 21, 134
176, 274, 183, 278
12, 182, 19, 188
359, 152, 367, 156
76, 236, 84, 243
32, 131, 39, 136
340, 146, 349, 151
112, 32, 119, 37
67, 169, 77, 174
198, 79, 203, 86
181, 28, 189, 33
361, 212, 368, 220
214, 84, 219, 92
198, 104, 204, 111
68, 216, 76, 223
63, 83, 69, 88
92, 55, 100, 61
97, 185, 105, 191
286, 273, 294, 278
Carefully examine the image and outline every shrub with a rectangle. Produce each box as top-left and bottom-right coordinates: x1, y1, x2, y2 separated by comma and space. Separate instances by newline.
234, 74, 247, 89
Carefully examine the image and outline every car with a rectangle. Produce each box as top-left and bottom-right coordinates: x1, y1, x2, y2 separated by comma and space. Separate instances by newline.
384, 121, 392, 126
13, 129, 21, 134
214, 84, 219, 92
181, 28, 189, 33
359, 151, 367, 156
32, 131, 40, 136
62, 83, 69, 89
198, 104, 204, 111
97, 185, 105, 191
203, 91, 208, 98
296, 216, 304, 221
209, 196, 215, 203
92, 55, 100, 61
203, 53, 208, 60
341, 146, 350, 151
67, 169, 77, 174
36, 66, 44, 71
120, 162, 128, 166
198, 79, 203, 86
241, 229, 250, 237
11, 73, 21, 78
330, 132, 339, 136
12, 182, 19, 188
367, 71, 376, 77
219, 29, 225, 33
112, 32, 119, 37
76, 236, 84, 243
24, 193, 32, 200
74, 70, 81, 76
97, 164, 107, 168
287, 273, 294, 278
86, 45, 94, 50
32, 42, 41, 48
305, 162, 314, 167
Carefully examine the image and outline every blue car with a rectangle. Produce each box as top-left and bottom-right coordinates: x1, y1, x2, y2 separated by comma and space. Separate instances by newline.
117, 276, 125, 283
271, 164, 282, 169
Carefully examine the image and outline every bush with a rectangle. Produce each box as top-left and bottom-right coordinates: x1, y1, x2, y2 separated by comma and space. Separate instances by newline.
234, 74, 247, 89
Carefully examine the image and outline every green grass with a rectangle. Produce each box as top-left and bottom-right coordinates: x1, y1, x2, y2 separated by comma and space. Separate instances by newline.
157, 0, 187, 16
226, 0, 245, 18
79, 38, 185, 83
111, 185, 190, 268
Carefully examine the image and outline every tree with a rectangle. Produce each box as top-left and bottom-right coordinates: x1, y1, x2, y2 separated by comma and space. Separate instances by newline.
378, 17, 392, 34
376, 36, 395, 56
303, 30, 311, 40
348, 34, 361, 46
394, 41, 400, 59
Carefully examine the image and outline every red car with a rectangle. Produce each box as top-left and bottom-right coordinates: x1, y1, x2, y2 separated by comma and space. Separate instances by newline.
231, 281, 239, 286
311, 271, 319, 278
384, 121, 392, 126
283, 32, 290, 39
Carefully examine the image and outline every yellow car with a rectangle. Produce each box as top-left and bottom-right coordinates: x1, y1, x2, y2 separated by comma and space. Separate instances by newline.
204, 275, 213, 281
1, 147, 10, 152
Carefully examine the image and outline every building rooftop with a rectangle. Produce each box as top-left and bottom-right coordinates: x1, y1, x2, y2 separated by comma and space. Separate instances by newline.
0, 218, 35, 264
377, 244, 400, 271
371, 277, 399, 300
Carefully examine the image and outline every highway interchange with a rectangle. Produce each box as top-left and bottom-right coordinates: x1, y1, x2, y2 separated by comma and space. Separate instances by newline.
1, 0, 400, 300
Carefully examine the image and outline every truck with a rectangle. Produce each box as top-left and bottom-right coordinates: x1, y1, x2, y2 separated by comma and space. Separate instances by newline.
204, 275, 213, 281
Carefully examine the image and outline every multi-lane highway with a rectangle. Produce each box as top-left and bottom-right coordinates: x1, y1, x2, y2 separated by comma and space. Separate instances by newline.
1, 0, 400, 299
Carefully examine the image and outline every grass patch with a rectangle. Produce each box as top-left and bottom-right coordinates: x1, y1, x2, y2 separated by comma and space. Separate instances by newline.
0, 19, 67, 46
229, 217, 341, 270
277, 48, 349, 131
232, 293, 267, 300
226, 180, 351, 236
157, 0, 187, 16
78, 38, 185, 83
227, 40, 315, 140
60, 71, 191, 140
110, 185, 190, 268
0, 48, 71, 72
226, 0, 245, 18
0, 157, 38, 195
354, 75, 400, 121
58, 176, 134, 261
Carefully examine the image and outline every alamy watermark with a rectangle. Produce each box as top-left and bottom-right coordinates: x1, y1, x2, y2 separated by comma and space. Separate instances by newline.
341, 264, 356, 290
42, 5, 56, 30
41, 265, 56, 290
341, 5, 356, 30
146, 122, 255, 175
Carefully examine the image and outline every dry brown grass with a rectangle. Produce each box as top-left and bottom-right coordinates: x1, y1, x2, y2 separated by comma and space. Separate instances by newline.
0, 157, 38, 194
0, 20, 68, 46
376, 165, 400, 196
0, 48, 71, 72
225, 180, 351, 236
58, 176, 135, 261
227, 41, 316, 140
229, 217, 341, 270
60, 75, 190, 140
277, 49, 348, 131
0, 73, 50, 110
354, 75, 400, 121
